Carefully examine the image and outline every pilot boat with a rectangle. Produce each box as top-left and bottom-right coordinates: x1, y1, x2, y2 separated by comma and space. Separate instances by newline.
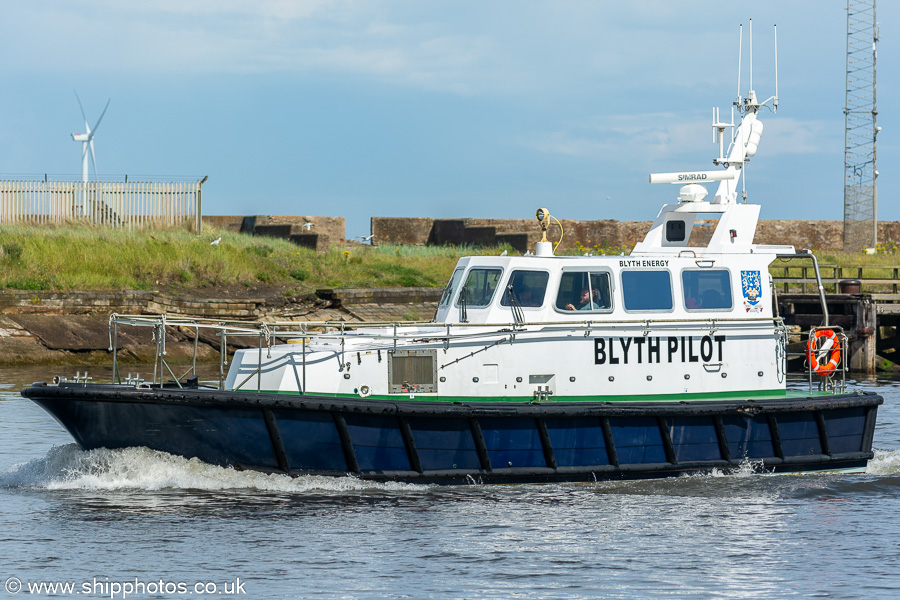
22, 44, 882, 484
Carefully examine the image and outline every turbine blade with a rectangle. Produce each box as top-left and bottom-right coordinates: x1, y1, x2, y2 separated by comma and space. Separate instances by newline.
73, 90, 88, 129
89, 140, 98, 180
82, 142, 89, 183
90, 98, 111, 137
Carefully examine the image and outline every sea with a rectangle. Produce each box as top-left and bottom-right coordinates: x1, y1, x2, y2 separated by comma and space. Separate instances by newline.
2, 365, 900, 600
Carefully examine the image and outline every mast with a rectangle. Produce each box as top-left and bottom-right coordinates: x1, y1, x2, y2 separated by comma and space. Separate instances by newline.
843, 0, 879, 251
650, 22, 778, 206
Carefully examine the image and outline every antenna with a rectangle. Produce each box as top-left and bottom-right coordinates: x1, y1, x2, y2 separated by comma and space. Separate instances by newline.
774, 24, 779, 111
736, 24, 743, 104
653, 21, 778, 205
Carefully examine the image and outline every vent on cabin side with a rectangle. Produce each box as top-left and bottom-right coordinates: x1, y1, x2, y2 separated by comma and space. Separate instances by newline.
388, 350, 437, 393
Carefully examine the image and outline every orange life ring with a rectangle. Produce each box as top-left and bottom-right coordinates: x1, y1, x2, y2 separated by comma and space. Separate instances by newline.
807, 329, 841, 375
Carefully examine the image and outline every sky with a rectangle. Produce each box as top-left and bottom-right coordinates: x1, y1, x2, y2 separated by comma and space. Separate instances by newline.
0, 0, 896, 241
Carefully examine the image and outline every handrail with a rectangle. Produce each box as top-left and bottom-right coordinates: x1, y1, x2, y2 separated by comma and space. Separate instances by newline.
109, 313, 782, 334
776, 251, 828, 327
108, 311, 786, 390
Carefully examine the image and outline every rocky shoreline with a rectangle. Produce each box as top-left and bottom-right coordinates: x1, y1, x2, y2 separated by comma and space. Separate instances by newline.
0, 287, 441, 366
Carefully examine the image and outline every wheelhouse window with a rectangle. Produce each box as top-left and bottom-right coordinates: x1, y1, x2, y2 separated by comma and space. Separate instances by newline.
439, 268, 464, 307
666, 220, 686, 242
682, 269, 732, 311
556, 271, 612, 312
622, 270, 673, 311
457, 268, 503, 308
501, 270, 549, 308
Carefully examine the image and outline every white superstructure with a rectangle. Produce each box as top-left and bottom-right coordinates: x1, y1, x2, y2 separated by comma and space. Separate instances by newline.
224, 239, 788, 401
225, 23, 791, 403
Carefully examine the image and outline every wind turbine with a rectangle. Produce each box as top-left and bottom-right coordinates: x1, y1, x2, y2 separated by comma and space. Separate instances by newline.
71, 91, 110, 183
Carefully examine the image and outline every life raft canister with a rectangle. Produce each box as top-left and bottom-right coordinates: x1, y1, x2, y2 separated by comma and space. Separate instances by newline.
807, 329, 841, 376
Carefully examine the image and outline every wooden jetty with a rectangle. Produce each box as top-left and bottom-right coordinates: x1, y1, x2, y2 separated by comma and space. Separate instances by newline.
773, 265, 900, 374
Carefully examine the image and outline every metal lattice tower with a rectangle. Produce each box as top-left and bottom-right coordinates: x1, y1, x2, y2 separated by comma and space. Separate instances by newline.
843, 0, 879, 251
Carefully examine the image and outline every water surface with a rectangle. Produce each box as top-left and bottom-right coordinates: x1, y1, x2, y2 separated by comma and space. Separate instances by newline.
2, 366, 899, 599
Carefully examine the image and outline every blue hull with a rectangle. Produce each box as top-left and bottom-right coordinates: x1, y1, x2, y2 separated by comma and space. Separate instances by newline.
21, 383, 881, 483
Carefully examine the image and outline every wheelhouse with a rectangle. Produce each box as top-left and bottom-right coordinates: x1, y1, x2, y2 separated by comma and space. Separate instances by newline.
433, 253, 776, 325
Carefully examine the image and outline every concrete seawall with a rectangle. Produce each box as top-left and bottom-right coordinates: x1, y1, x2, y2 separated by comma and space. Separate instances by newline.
202, 213, 900, 253
372, 217, 900, 253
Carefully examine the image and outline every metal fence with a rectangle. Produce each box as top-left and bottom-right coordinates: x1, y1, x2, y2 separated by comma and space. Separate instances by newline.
0, 177, 207, 231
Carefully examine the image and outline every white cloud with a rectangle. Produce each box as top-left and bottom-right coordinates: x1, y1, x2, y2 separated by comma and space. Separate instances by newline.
0, 1, 848, 104
96, 0, 334, 20
274, 34, 498, 94
2, 1, 507, 94
521, 113, 712, 161
762, 118, 842, 155
522, 113, 841, 165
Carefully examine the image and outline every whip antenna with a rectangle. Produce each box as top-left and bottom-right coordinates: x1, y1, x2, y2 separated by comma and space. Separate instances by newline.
774, 24, 779, 111
736, 24, 743, 104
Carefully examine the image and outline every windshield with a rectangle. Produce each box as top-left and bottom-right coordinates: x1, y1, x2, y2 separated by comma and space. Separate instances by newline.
501, 270, 549, 308
439, 269, 465, 307
458, 268, 503, 307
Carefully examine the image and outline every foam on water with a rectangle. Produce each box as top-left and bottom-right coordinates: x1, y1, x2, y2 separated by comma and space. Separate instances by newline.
7, 444, 891, 493
866, 449, 900, 476
703, 458, 770, 478
0, 444, 427, 493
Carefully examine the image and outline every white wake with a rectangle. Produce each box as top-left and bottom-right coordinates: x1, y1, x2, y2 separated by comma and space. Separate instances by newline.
865, 449, 900, 476
0, 444, 426, 493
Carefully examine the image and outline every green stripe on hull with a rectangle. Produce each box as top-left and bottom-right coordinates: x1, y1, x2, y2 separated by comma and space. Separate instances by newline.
256, 388, 798, 403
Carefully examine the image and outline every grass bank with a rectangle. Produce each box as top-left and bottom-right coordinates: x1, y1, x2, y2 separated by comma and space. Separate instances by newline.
0, 225, 511, 293
1, 224, 899, 293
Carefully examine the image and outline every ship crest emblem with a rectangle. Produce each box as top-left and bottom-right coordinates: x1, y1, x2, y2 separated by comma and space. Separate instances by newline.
741, 270, 763, 313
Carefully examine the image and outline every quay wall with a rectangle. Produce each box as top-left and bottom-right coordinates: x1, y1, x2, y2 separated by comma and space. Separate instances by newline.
372, 217, 900, 253
203, 215, 345, 251
200, 214, 900, 252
